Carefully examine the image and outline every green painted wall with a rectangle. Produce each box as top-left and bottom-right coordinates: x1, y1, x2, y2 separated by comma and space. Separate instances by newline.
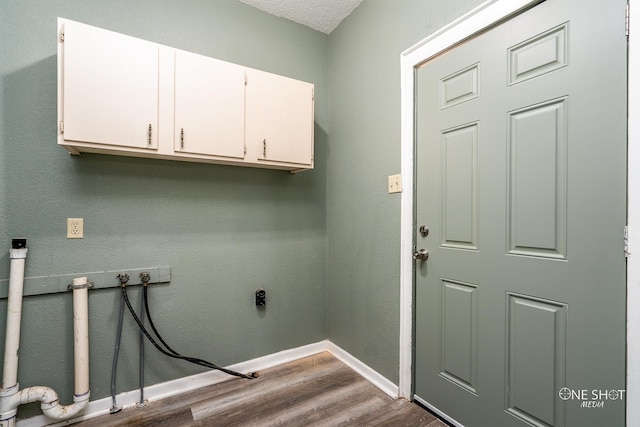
326, 0, 485, 383
0, 0, 327, 419
0, 0, 500, 421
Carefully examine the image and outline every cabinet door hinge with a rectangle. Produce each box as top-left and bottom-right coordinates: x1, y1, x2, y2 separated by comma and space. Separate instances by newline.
59, 29, 65, 43
626, 3, 630, 39
59, 121, 64, 134
625, 225, 631, 258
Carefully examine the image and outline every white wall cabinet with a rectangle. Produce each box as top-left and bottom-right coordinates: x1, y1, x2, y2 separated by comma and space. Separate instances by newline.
174, 51, 246, 159
57, 18, 314, 172
60, 19, 159, 150
256, 72, 314, 166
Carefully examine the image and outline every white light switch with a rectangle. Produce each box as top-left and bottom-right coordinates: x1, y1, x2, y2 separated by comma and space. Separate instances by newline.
388, 174, 402, 193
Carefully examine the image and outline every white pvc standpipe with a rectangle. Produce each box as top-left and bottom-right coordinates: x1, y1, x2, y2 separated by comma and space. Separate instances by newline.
0, 249, 90, 424
72, 277, 90, 397
1, 247, 27, 391
29, 276, 92, 420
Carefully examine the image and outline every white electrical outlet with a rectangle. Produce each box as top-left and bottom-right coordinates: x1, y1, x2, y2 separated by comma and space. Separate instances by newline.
67, 218, 84, 239
388, 174, 402, 193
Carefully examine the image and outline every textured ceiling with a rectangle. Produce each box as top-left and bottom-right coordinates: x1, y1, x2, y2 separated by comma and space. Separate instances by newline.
237, 0, 363, 34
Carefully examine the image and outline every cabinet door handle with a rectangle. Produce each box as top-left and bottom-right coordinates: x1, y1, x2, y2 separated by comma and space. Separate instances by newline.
181, 128, 184, 148
147, 124, 152, 145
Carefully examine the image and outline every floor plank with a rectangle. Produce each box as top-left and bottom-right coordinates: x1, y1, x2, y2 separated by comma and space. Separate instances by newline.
71, 352, 446, 427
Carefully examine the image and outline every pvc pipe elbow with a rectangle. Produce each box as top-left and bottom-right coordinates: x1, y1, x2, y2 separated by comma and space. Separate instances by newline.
41, 390, 90, 420
0, 384, 21, 421
19, 386, 89, 420
0, 386, 58, 422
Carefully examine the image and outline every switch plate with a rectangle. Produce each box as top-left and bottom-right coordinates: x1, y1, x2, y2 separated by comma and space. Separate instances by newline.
67, 218, 84, 239
388, 174, 402, 193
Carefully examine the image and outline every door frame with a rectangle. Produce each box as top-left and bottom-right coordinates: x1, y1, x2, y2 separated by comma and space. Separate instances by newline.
398, 0, 639, 424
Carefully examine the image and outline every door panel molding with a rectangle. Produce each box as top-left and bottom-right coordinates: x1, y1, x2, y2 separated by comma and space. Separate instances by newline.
440, 63, 480, 109
505, 292, 567, 426
507, 97, 568, 259
440, 279, 479, 395
441, 123, 479, 251
507, 22, 569, 86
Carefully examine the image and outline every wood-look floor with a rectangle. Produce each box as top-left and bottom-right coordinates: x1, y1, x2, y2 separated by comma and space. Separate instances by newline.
72, 351, 446, 427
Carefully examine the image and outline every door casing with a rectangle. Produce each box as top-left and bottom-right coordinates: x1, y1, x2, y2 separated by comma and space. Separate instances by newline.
398, 0, 640, 425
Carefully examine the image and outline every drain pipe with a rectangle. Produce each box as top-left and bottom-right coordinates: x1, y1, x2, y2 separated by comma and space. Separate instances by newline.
0, 240, 90, 426
1, 240, 28, 399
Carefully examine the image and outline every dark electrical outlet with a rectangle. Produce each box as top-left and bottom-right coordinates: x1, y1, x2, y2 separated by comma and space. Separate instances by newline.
255, 288, 266, 306
12, 238, 27, 249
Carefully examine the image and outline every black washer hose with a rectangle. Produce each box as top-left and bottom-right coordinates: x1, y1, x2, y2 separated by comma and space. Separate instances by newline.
143, 285, 179, 356
121, 285, 258, 380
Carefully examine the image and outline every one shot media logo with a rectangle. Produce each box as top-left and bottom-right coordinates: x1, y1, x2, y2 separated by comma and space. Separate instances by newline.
558, 388, 626, 408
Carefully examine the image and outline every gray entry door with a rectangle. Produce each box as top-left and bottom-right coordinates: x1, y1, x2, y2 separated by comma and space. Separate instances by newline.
414, 1, 627, 426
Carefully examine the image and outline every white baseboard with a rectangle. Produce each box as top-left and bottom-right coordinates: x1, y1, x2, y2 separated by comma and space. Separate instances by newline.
19, 340, 398, 426
324, 341, 399, 399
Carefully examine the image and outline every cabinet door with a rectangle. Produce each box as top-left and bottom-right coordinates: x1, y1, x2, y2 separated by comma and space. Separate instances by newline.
174, 51, 245, 159
257, 72, 314, 165
62, 20, 159, 149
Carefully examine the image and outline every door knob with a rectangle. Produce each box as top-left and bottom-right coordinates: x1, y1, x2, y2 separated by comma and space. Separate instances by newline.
413, 249, 429, 260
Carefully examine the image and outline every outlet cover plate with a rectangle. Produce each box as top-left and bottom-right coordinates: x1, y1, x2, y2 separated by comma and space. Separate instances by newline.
67, 218, 84, 239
